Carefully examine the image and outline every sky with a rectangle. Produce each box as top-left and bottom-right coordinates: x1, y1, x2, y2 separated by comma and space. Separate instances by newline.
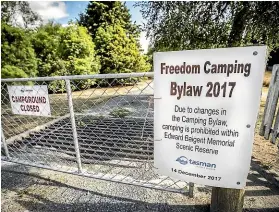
28, 1, 149, 53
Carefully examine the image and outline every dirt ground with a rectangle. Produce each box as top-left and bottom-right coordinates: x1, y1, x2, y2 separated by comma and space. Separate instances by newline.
253, 85, 279, 175
1, 161, 279, 212
252, 134, 279, 174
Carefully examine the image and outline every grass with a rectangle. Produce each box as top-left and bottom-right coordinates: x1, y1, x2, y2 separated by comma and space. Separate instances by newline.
109, 108, 131, 118
263, 71, 272, 87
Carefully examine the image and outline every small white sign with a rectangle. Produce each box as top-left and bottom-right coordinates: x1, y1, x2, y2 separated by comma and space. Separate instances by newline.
154, 46, 267, 189
8, 85, 51, 117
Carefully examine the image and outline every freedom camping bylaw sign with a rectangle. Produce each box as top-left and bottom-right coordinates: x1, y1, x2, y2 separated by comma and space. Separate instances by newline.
154, 46, 267, 189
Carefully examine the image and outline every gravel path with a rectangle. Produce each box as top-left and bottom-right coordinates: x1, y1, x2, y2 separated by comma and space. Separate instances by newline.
2, 161, 279, 212
1, 161, 210, 212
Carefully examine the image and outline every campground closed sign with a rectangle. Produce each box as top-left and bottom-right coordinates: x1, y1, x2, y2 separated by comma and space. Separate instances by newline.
8, 85, 51, 117
154, 46, 267, 189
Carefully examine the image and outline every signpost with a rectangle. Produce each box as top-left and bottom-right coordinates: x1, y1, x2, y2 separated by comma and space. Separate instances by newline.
8, 85, 51, 117
154, 46, 267, 211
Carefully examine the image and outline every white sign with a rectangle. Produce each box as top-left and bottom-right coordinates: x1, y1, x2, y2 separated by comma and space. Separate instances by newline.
8, 85, 51, 117
154, 46, 267, 189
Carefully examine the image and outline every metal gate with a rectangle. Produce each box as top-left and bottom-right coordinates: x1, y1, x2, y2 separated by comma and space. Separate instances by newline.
1, 73, 193, 196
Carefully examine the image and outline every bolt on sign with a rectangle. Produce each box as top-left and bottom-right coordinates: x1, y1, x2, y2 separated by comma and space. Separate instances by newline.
154, 46, 267, 189
7, 85, 51, 117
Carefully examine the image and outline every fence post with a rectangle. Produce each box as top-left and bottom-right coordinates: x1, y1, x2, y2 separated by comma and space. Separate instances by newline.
65, 79, 82, 172
1, 124, 10, 159
264, 65, 279, 139
259, 65, 277, 136
189, 182, 194, 198
271, 109, 279, 144
210, 187, 245, 212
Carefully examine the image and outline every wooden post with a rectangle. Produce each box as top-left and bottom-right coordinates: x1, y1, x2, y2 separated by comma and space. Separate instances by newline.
189, 182, 194, 198
271, 109, 279, 144
264, 65, 279, 139
210, 187, 245, 212
259, 65, 279, 136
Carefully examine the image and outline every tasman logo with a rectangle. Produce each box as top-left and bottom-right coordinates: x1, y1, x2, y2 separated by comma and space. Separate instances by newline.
176, 156, 188, 165
176, 156, 216, 169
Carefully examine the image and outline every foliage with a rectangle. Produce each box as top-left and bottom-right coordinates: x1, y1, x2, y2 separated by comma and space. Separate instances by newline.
58, 24, 100, 75
31, 23, 100, 92
1, 1, 151, 91
1, 1, 41, 28
137, 1, 279, 54
146, 45, 155, 71
109, 108, 131, 118
1, 65, 28, 78
94, 24, 150, 75
78, 1, 140, 38
31, 23, 63, 77
79, 1, 150, 75
1, 22, 37, 78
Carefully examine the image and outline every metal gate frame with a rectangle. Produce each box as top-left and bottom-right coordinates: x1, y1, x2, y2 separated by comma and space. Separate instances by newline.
1, 72, 194, 197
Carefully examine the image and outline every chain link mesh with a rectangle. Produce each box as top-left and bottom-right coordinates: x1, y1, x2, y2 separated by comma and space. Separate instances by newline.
1, 74, 190, 195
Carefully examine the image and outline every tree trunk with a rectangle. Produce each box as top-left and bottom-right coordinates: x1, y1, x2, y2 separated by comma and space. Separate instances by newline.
227, 2, 250, 47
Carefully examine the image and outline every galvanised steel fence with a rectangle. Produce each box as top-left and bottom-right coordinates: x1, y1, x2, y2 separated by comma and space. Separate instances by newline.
1, 73, 193, 196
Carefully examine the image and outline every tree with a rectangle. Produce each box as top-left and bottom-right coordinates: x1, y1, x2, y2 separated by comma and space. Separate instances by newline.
31, 22, 100, 92
1, 22, 37, 78
31, 22, 63, 77
1, 1, 41, 28
94, 24, 150, 75
137, 1, 279, 53
146, 44, 156, 71
78, 1, 150, 74
78, 1, 140, 38
58, 24, 100, 76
